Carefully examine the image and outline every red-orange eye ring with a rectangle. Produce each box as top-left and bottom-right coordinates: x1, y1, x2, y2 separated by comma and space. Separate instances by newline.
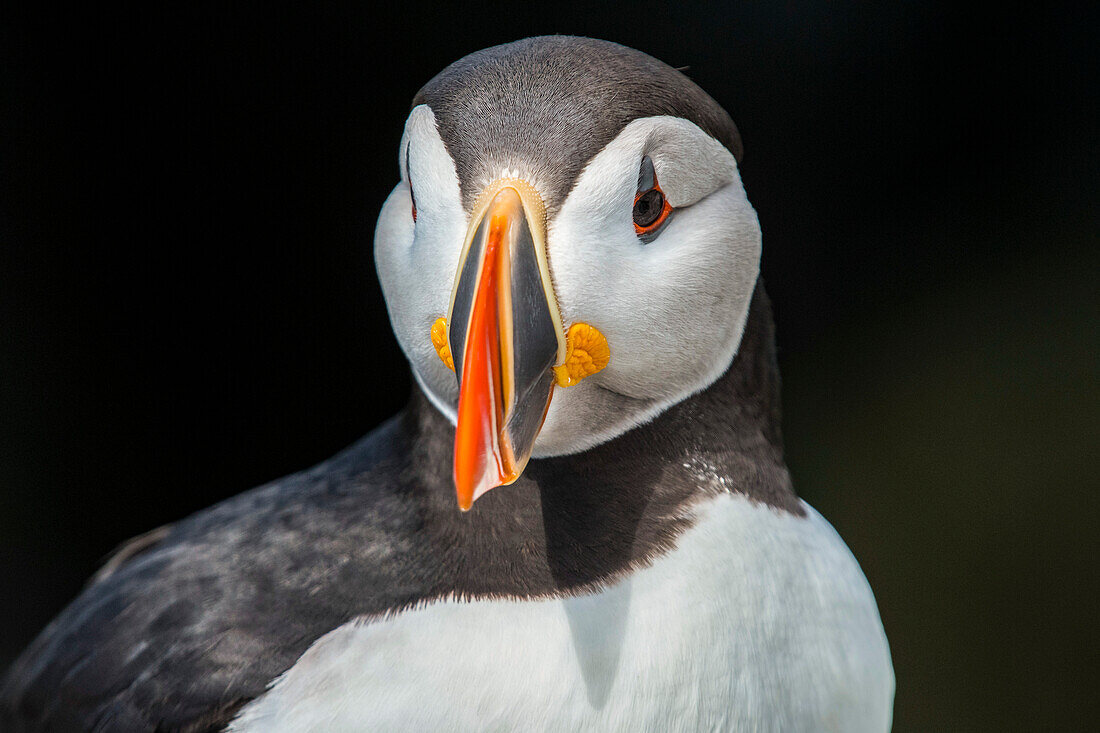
633, 155, 673, 242
633, 184, 671, 237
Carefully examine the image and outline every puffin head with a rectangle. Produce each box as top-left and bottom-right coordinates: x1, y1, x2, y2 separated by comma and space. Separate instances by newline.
375, 37, 761, 510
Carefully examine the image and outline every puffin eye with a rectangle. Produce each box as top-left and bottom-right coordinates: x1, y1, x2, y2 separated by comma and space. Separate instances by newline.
633, 189, 664, 228
406, 144, 418, 223
633, 155, 672, 242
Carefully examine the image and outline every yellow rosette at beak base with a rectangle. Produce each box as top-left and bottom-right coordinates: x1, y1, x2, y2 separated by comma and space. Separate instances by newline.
430, 317, 608, 388
430, 317, 454, 371
551, 322, 611, 387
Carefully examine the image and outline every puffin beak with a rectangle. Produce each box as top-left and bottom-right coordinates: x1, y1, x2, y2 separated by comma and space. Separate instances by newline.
447, 181, 566, 510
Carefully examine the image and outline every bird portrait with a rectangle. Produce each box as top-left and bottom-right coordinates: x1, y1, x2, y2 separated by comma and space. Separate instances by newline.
0, 36, 895, 731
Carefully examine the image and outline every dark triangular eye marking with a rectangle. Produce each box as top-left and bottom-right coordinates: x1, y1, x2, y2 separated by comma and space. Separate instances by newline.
637, 154, 657, 191
405, 143, 418, 222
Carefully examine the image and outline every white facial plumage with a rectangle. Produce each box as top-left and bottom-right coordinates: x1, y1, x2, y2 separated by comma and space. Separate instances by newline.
374, 107, 761, 457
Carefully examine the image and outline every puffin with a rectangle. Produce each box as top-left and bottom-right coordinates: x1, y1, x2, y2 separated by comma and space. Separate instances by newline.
1, 36, 894, 732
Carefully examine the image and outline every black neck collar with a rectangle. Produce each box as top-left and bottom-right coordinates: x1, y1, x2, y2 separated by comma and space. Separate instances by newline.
397, 283, 801, 595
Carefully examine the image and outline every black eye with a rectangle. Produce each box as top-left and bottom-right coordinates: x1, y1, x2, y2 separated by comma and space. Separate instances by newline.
633, 189, 665, 228
633, 155, 672, 240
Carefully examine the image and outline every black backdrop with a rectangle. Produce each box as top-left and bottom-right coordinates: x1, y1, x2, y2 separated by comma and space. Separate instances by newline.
1, 2, 1095, 730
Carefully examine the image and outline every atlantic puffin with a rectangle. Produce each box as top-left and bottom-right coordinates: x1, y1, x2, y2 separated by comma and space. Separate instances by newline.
1, 36, 894, 732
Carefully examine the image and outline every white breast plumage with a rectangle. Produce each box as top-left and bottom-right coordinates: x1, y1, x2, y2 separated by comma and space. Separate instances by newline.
230, 494, 893, 732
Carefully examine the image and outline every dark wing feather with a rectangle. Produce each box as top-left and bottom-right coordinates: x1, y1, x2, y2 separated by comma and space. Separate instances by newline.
0, 415, 418, 732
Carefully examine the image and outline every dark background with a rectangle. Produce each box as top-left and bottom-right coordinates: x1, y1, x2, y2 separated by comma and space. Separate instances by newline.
1, 2, 1095, 730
